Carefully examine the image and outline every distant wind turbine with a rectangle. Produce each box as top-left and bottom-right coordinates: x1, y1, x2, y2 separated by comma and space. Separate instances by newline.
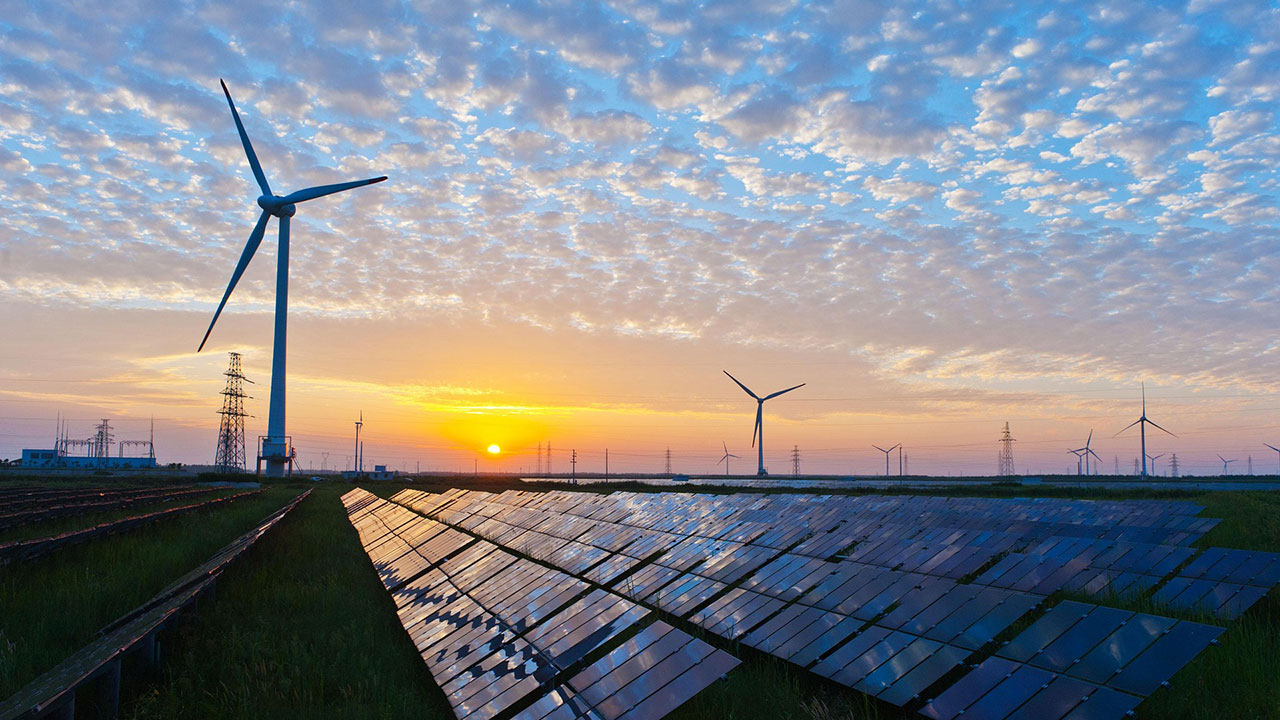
873, 444, 901, 477
724, 371, 805, 476
197, 80, 387, 477
1068, 447, 1086, 476
718, 442, 740, 476
1264, 444, 1280, 474
1114, 383, 1175, 478
1217, 454, 1236, 475
1145, 453, 1165, 476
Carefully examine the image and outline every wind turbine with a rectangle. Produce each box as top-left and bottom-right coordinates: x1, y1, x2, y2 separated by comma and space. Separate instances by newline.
1068, 447, 1086, 476
1145, 452, 1165, 476
723, 371, 805, 476
197, 80, 387, 477
717, 442, 740, 476
1114, 383, 1175, 478
873, 444, 900, 476
1217, 454, 1236, 475
1264, 444, 1280, 474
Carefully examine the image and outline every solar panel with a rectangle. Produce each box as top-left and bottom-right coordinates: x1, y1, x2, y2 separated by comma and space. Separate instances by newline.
1070, 613, 1175, 685
1105, 620, 1222, 696
1029, 606, 1131, 673
569, 621, 739, 720
918, 656, 1019, 720
998, 601, 1093, 663
876, 643, 969, 707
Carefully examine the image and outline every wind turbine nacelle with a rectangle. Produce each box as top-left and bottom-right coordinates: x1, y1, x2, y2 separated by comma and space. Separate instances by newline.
257, 195, 296, 217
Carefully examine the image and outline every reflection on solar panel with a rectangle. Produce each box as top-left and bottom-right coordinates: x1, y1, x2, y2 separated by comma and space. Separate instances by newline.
348, 486, 1255, 719
342, 489, 738, 720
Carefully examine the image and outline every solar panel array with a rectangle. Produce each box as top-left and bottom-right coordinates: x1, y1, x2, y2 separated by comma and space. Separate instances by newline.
341, 489, 739, 720
362, 487, 1276, 720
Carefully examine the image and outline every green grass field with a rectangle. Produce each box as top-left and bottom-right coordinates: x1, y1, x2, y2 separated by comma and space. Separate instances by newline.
2, 478, 1276, 719
0, 487, 296, 699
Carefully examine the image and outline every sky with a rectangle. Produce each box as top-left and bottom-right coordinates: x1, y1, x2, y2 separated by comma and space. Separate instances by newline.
0, 0, 1278, 477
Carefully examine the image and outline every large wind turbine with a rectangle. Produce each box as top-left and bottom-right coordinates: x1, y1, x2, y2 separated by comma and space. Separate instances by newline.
1114, 383, 1175, 478
718, 442, 741, 477
723, 371, 805, 476
198, 80, 387, 477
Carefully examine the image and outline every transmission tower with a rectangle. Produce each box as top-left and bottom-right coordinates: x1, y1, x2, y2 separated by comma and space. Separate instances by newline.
547, 442, 552, 476
1170, 454, 1180, 478
665, 448, 672, 475
92, 419, 113, 463
998, 422, 1016, 476
537, 442, 543, 476
1248, 455, 1253, 475
214, 352, 252, 473
791, 445, 801, 476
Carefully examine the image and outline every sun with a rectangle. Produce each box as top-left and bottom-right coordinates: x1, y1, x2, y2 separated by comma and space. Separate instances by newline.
487, 444, 501, 454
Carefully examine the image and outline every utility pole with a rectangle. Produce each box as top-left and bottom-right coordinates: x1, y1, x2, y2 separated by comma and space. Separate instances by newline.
791, 445, 800, 477
537, 441, 542, 476
1114, 455, 1119, 474
474, 457, 478, 476
998, 422, 1015, 477
571, 449, 578, 485
353, 412, 363, 472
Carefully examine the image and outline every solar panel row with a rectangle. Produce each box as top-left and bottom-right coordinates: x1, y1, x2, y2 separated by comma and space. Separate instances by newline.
377, 487, 1240, 720
341, 489, 739, 720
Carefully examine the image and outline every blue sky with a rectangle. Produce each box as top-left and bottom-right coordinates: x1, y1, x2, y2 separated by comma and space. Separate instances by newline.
0, 0, 1277, 474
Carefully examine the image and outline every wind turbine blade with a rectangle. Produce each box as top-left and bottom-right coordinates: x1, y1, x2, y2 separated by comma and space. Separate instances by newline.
751, 406, 762, 447
723, 370, 760, 399
1145, 418, 1177, 437
197, 210, 271, 352
1265, 443, 1280, 453
1113, 418, 1142, 437
1086, 429, 1093, 447
220, 80, 272, 197
723, 441, 728, 454
1088, 449, 1102, 461
718, 455, 727, 465
764, 383, 806, 400
872, 445, 887, 453
1217, 454, 1226, 462
280, 176, 388, 205
890, 444, 901, 452
728, 453, 740, 458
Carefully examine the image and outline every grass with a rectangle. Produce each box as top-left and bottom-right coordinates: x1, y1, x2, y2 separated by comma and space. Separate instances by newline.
0, 487, 297, 698
0, 487, 242, 544
123, 483, 452, 719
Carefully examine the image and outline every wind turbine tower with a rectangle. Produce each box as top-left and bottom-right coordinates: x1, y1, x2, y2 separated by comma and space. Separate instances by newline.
1114, 383, 1175, 478
196, 80, 387, 477
724, 371, 805, 476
